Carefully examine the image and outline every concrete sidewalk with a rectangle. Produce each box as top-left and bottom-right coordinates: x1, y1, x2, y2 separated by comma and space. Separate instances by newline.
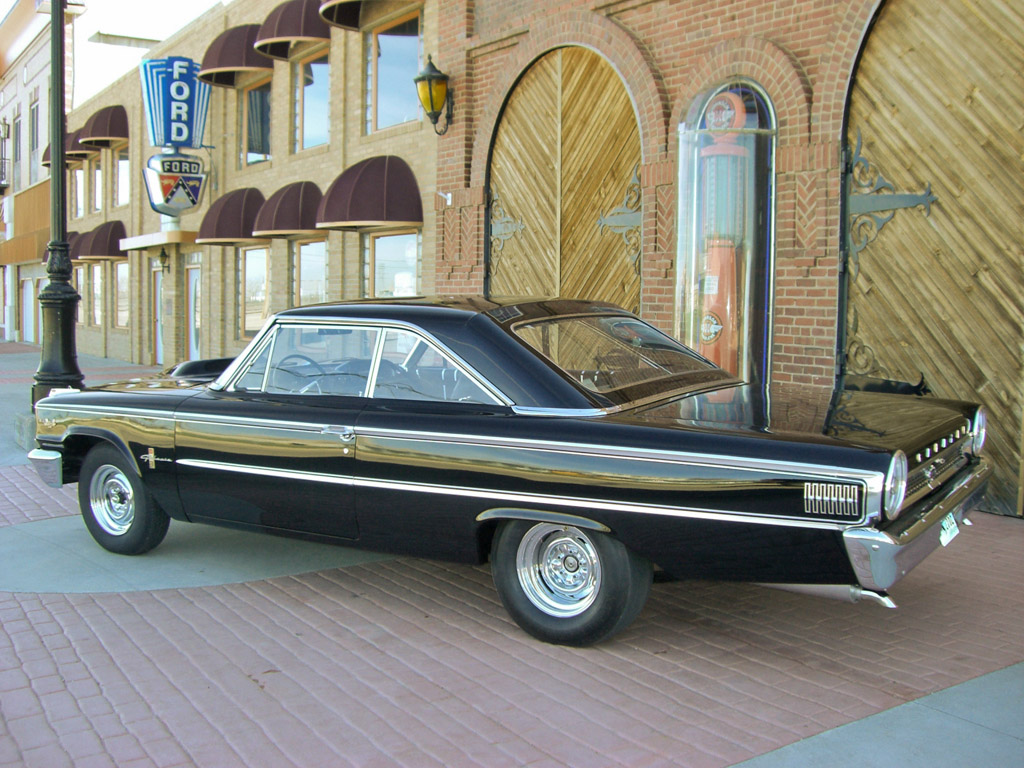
2, 343, 1023, 767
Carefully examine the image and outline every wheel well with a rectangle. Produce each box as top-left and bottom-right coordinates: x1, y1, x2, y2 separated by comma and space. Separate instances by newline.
58, 433, 137, 483
475, 508, 611, 562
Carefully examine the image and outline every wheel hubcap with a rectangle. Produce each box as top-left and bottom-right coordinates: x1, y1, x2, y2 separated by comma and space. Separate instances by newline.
516, 524, 601, 617
89, 465, 135, 536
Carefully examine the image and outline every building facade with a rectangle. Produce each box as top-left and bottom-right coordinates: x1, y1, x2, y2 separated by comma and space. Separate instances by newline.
2, 0, 1021, 514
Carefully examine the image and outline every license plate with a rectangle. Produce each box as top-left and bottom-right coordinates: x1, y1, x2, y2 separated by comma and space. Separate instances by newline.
939, 513, 960, 547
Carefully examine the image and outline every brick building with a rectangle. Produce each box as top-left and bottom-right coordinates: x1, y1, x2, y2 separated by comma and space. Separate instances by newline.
2, 0, 1021, 513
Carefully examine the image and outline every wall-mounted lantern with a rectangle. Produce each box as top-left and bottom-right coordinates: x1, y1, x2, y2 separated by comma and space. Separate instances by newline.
414, 55, 453, 136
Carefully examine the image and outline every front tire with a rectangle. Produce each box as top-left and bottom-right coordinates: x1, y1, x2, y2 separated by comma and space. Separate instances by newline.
78, 444, 170, 555
491, 521, 652, 646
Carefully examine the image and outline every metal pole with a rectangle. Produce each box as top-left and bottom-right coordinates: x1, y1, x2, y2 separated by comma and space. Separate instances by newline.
33, 0, 83, 404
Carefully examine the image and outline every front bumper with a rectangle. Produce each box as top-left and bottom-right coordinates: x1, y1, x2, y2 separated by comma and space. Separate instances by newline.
28, 448, 64, 488
843, 458, 991, 591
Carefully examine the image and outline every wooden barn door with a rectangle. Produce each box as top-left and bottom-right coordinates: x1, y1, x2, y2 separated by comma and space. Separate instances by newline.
846, 0, 1024, 515
488, 47, 642, 312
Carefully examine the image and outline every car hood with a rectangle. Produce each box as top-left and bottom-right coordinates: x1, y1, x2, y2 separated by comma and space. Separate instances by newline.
625, 381, 973, 455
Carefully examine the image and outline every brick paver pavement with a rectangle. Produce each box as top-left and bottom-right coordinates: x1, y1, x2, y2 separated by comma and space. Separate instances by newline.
2, 464, 1023, 767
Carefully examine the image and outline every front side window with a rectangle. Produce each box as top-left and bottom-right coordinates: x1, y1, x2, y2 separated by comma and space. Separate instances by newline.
232, 322, 499, 405
240, 247, 269, 337
115, 148, 130, 206
114, 261, 129, 327
294, 239, 327, 306
363, 231, 419, 297
365, 13, 421, 133
294, 53, 329, 151
241, 79, 271, 166
677, 81, 776, 384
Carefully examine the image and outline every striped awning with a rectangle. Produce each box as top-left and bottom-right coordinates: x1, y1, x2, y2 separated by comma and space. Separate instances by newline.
256, 0, 331, 60
76, 221, 128, 260
318, 0, 361, 30
196, 188, 268, 244
198, 25, 273, 87
316, 156, 422, 230
79, 105, 129, 148
253, 181, 323, 237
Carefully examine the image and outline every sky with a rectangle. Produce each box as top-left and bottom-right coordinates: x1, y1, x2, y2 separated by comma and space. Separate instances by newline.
1, 0, 226, 107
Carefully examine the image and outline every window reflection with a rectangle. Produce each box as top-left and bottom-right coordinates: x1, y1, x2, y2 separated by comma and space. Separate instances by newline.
242, 80, 271, 165
295, 54, 329, 150
366, 14, 420, 132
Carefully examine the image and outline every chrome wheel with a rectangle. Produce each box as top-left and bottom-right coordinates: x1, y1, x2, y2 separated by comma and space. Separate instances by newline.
515, 524, 602, 617
88, 464, 135, 536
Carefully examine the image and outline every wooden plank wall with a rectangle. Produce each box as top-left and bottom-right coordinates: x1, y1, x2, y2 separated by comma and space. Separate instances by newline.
846, 0, 1024, 515
488, 48, 641, 312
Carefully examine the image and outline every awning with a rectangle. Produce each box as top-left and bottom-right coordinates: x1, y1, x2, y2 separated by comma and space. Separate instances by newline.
253, 181, 322, 237
79, 105, 129, 148
75, 221, 128, 260
316, 155, 423, 230
42, 129, 94, 167
318, 0, 361, 30
196, 188, 267, 244
255, 0, 331, 60
198, 25, 273, 87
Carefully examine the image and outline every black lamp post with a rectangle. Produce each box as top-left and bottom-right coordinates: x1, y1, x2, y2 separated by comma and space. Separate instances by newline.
32, 0, 83, 404
414, 55, 453, 135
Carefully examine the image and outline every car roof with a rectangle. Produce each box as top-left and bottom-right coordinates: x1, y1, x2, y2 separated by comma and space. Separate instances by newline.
274, 295, 631, 329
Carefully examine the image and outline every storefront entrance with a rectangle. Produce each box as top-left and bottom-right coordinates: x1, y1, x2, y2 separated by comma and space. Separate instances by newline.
486, 47, 642, 312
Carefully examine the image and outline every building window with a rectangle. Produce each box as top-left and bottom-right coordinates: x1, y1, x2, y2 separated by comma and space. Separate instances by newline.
91, 157, 103, 212
241, 79, 271, 166
294, 52, 329, 151
91, 263, 103, 326
293, 239, 327, 306
677, 81, 776, 384
239, 247, 269, 336
74, 266, 84, 324
28, 101, 39, 185
365, 13, 420, 133
115, 147, 130, 207
363, 231, 419, 297
71, 166, 85, 218
114, 261, 129, 327
11, 115, 21, 192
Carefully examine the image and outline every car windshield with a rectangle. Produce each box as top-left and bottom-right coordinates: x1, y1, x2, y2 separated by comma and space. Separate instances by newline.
512, 314, 719, 396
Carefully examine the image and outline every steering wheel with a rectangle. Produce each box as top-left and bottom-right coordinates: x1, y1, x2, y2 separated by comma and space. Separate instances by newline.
274, 354, 327, 394
334, 357, 405, 382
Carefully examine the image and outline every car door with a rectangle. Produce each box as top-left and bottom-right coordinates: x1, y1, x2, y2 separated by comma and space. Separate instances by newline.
351, 326, 516, 560
174, 322, 381, 540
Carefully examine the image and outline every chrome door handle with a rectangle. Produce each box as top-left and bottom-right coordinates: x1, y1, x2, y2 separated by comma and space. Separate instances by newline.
322, 425, 355, 442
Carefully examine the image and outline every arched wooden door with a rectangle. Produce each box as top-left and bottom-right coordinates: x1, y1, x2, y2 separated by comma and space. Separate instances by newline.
845, 0, 1024, 515
488, 47, 642, 312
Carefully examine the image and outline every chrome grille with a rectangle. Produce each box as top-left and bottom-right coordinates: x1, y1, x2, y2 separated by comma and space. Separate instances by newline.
803, 482, 861, 518
906, 420, 971, 505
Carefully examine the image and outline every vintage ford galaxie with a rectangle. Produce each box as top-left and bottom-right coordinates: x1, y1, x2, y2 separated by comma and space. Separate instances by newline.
30, 297, 990, 645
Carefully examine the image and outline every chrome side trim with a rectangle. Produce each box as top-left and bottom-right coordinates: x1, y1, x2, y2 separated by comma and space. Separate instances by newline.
177, 458, 855, 531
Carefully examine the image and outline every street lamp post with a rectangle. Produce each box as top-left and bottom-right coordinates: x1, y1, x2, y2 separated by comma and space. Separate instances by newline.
32, 0, 83, 404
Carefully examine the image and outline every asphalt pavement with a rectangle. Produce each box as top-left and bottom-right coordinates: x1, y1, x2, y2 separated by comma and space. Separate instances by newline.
1, 339, 1022, 767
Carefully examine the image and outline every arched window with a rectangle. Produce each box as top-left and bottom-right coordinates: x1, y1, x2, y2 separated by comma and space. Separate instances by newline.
677, 82, 776, 384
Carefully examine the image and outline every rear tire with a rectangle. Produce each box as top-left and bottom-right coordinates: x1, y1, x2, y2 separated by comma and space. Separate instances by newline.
491, 520, 652, 646
78, 444, 169, 555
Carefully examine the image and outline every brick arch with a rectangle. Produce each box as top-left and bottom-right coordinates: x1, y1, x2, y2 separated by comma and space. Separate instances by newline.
671, 36, 812, 147
470, 9, 669, 188
818, 0, 884, 143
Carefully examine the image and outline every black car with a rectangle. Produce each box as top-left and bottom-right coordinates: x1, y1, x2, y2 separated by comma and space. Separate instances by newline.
30, 297, 990, 645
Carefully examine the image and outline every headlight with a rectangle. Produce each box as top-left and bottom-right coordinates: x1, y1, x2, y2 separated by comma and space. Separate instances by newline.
883, 450, 907, 520
969, 406, 987, 455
